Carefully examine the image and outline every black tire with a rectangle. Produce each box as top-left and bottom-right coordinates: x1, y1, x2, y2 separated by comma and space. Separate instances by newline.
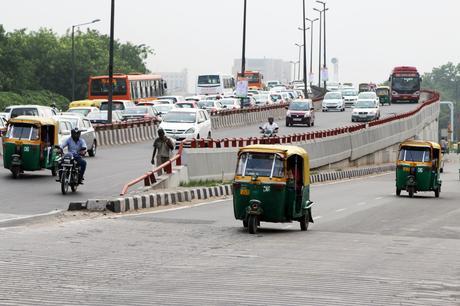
434, 187, 440, 198
196, 134, 200, 139
88, 141, 97, 157
71, 183, 78, 193
408, 188, 414, 198
300, 210, 309, 231
61, 172, 69, 195
285, 119, 290, 127
248, 215, 258, 234
11, 166, 20, 179
396, 188, 401, 196
207, 131, 212, 139
51, 166, 57, 177
440, 167, 443, 173
243, 219, 248, 228
311, 120, 314, 126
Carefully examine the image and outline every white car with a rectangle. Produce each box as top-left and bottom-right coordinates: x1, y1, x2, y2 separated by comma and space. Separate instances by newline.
153, 104, 176, 117
220, 98, 241, 109
54, 115, 98, 156
159, 108, 212, 143
253, 94, 271, 106
67, 106, 100, 117
158, 96, 185, 103
352, 92, 381, 122
4, 105, 57, 120
322, 91, 345, 112
341, 89, 359, 108
197, 100, 223, 112
57, 119, 73, 145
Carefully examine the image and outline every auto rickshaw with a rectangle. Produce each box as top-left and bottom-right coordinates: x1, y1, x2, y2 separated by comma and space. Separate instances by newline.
396, 140, 442, 198
2, 116, 60, 178
233, 145, 314, 234
376, 86, 391, 105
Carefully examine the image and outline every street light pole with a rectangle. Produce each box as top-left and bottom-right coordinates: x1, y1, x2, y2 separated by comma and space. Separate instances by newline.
289, 61, 299, 82
313, 8, 322, 87
294, 43, 303, 81
241, 0, 247, 76
71, 19, 101, 101
316, 1, 328, 89
305, 17, 318, 86
107, 0, 115, 124
302, 0, 308, 98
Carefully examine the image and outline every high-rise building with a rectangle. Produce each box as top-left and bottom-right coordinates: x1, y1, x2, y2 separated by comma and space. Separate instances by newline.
158, 69, 188, 94
232, 58, 292, 84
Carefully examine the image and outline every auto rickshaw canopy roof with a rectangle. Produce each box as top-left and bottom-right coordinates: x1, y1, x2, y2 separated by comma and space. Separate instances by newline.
6, 116, 59, 143
238, 144, 310, 185
376, 86, 390, 93
400, 140, 441, 150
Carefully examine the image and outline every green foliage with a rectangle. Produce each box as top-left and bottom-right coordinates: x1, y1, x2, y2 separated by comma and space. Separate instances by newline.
0, 90, 69, 112
0, 25, 153, 100
421, 62, 460, 140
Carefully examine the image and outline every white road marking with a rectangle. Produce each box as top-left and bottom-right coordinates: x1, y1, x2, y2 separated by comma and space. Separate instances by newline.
375, 197, 384, 200
315, 216, 323, 219
0, 210, 63, 224
357, 202, 367, 206
335, 208, 346, 213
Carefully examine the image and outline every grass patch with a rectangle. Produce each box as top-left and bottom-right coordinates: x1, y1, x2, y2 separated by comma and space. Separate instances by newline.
180, 179, 232, 188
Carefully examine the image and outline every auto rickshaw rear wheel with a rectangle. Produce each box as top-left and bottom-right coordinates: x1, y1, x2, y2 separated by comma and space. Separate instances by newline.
11, 167, 20, 179
300, 210, 309, 231
248, 215, 258, 234
434, 187, 440, 198
396, 188, 401, 196
243, 219, 248, 228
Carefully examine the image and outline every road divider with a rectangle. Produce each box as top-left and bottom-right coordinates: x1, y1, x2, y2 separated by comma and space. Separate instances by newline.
94, 118, 159, 147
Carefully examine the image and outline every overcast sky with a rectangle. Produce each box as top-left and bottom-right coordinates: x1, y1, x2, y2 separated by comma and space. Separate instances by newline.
2, 0, 459, 90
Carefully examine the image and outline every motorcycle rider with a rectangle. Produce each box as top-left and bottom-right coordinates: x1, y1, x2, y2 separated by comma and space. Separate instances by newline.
260, 117, 279, 135
60, 127, 87, 184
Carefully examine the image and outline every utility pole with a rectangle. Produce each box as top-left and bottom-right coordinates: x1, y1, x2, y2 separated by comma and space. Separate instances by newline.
241, 0, 247, 76
306, 17, 318, 86
107, 0, 115, 123
302, 0, 308, 98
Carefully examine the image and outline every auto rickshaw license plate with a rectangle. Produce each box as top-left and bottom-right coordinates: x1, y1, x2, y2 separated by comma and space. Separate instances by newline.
240, 189, 250, 196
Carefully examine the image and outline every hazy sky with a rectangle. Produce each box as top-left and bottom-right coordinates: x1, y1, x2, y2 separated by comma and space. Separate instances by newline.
1, 0, 459, 90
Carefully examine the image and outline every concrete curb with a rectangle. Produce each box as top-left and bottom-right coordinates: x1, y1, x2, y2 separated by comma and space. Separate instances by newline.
70, 164, 395, 213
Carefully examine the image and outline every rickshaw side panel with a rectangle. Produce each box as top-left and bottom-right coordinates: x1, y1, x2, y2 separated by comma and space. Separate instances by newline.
396, 166, 432, 191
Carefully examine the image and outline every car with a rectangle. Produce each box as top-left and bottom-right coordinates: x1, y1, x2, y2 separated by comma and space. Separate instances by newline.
253, 94, 271, 106
351, 94, 381, 122
157, 96, 185, 103
185, 96, 202, 102
86, 110, 123, 124
248, 90, 260, 95
67, 106, 100, 117
154, 99, 175, 105
159, 108, 212, 143
54, 115, 97, 156
175, 101, 198, 109
220, 98, 241, 109
239, 96, 256, 108
322, 91, 345, 112
280, 92, 292, 103
197, 100, 223, 112
122, 106, 158, 121
266, 80, 282, 88
4, 105, 57, 120
56, 119, 73, 145
99, 100, 136, 111
269, 93, 285, 103
285, 99, 315, 127
152, 104, 176, 117
270, 85, 287, 93
341, 89, 359, 107
0, 116, 6, 136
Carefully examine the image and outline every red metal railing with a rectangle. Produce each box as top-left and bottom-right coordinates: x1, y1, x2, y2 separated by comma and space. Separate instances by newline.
119, 90, 439, 196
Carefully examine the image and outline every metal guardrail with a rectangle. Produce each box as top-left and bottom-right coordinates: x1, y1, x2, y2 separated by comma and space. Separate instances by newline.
119, 90, 439, 196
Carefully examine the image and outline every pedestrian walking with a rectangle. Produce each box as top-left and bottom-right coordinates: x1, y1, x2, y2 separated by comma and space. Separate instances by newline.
151, 128, 175, 175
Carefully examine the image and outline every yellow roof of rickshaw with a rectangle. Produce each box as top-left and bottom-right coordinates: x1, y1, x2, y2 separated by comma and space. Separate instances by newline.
238, 144, 308, 159
376, 86, 390, 90
8, 116, 57, 126
400, 140, 441, 150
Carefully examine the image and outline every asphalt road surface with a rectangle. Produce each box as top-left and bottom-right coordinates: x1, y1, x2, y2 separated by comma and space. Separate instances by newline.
0, 158, 458, 305
0, 100, 426, 218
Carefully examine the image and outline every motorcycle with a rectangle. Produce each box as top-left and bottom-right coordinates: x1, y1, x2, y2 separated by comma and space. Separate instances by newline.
259, 126, 279, 137
56, 151, 82, 195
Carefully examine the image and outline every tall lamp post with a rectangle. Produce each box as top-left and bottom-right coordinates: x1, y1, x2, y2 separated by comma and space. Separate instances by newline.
313, 7, 323, 87
301, 0, 308, 98
241, 0, 247, 76
316, 1, 328, 89
305, 17, 318, 86
294, 43, 304, 81
289, 61, 300, 82
107, 0, 115, 123
71, 18, 100, 101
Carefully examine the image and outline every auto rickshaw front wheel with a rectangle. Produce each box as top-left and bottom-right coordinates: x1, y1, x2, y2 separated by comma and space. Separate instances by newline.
11, 166, 20, 179
248, 215, 258, 234
300, 210, 310, 231
243, 219, 248, 228
408, 188, 415, 198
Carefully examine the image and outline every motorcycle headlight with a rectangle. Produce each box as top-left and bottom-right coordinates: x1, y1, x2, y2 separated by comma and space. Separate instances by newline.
185, 128, 195, 134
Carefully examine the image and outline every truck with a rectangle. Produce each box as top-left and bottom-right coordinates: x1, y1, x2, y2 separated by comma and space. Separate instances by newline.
389, 66, 421, 103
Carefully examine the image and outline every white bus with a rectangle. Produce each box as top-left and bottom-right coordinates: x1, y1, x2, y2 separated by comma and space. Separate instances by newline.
196, 74, 235, 96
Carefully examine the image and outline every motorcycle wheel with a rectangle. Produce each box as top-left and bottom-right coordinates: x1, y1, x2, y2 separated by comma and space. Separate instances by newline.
61, 171, 69, 195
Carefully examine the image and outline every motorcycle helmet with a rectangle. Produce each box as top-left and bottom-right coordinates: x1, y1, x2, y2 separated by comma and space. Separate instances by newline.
71, 127, 81, 141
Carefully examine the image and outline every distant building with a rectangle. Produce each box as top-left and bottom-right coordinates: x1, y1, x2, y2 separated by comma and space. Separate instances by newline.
158, 69, 188, 94
232, 58, 292, 84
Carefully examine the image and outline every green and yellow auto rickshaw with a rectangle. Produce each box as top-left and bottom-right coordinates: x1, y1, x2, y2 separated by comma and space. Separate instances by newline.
396, 140, 442, 198
2, 116, 60, 178
233, 145, 314, 234
376, 86, 391, 105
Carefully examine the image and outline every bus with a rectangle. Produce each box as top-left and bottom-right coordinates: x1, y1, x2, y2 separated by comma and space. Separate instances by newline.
195, 74, 235, 96
88, 74, 167, 102
389, 66, 421, 103
242, 71, 265, 90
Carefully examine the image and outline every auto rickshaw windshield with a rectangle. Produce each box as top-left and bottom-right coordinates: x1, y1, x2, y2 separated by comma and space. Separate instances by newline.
6, 123, 39, 140
398, 146, 431, 162
236, 152, 284, 178
376, 88, 389, 96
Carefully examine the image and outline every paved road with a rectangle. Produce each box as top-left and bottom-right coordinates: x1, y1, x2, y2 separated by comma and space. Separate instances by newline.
213, 102, 421, 139
0, 158, 458, 305
0, 101, 425, 218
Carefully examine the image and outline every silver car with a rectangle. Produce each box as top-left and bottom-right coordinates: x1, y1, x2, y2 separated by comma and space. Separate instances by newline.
55, 114, 98, 157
